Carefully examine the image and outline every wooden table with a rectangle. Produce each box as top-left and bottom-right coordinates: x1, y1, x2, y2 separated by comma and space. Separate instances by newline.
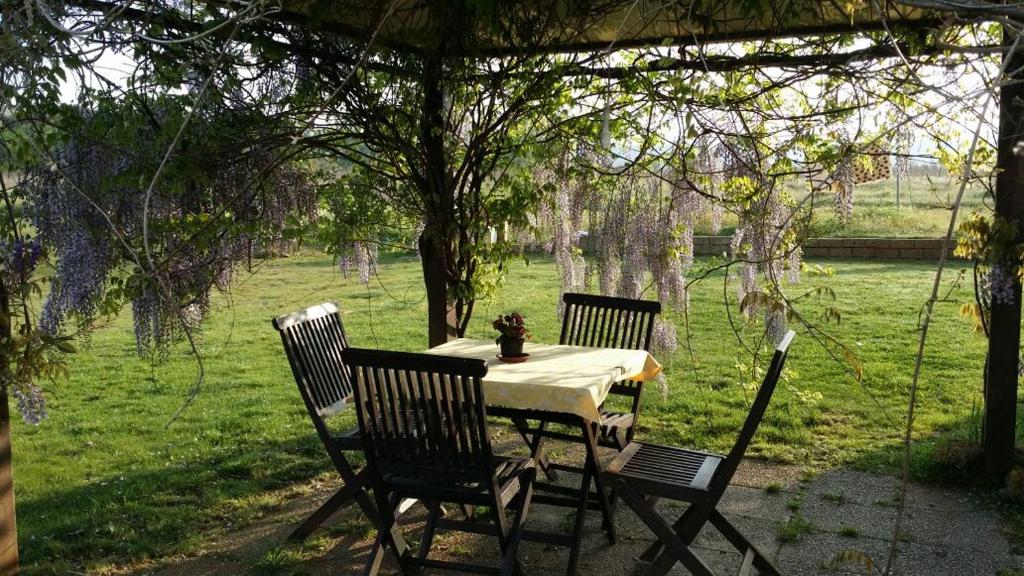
427, 338, 661, 576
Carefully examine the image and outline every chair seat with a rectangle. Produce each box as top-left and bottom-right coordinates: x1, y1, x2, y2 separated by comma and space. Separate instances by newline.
516, 410, 635, 443
325, 426, 361, 452
333, 408, 423, 450
603, 442, 722, 498
384, 456, 534, 507
599, 410, 635, 434
493, 456, 535, 505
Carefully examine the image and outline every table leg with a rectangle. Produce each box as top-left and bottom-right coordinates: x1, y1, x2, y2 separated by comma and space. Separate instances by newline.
580, 419, 616, 545
515, 418, 557, 481
490, 408, 616, 576
567, 447, 592, 576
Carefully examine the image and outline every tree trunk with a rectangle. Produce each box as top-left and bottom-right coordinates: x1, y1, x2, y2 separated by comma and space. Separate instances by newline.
983, 27, 1024, 478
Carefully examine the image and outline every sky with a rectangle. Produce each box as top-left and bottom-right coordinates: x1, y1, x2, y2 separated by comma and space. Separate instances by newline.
59, 47, 134, 102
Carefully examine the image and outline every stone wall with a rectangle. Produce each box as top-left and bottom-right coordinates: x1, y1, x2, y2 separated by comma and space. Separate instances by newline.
693, 236, 961, 260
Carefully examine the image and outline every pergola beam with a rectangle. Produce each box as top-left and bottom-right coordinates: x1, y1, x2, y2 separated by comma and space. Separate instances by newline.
64, 0, 1006, 82
435, 18, 949, 58
273, 0, 947, 56
65, 1, 959, 58
571, 41, 999, 78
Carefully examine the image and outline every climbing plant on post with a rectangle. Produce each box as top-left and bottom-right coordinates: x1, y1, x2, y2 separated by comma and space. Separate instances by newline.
418, 44, 458, 345
283, 3, 601, 346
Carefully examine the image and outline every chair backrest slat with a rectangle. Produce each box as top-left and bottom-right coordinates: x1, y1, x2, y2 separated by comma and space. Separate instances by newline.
342, 348, 493, 484
709, 331, 795, 496
273, 302, 355, 434
560, 293, 661, 352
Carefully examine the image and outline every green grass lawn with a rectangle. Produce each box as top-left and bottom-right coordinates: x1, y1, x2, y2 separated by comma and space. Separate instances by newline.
14, 251, 998, 573
697, 176, 989, 238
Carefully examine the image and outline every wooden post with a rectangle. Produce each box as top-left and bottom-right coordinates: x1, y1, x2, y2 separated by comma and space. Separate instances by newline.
0, 270, 16, 572
419, 30, 458, 348
983, 28, 1024, 478
419, 229, 457, 347
0, 389, 17, 575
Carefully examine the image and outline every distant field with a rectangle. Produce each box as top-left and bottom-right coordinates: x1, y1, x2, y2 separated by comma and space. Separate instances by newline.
14, 251, 992, 573
695, 175, 988, 238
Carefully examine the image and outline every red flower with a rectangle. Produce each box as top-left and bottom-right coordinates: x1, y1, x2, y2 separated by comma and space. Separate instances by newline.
493, 312, 531, 342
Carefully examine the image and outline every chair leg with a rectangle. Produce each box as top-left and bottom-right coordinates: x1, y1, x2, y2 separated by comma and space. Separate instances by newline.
363, 531, 387, 576
493, 493, 512, 553
603, 427, 626, 518
369, 489, 413, 576
646, 504, 716, 576
353, 485, 407, 575
418, 501, 442, 560
334, 457, 403, 545
484, 493, 518, 576
287, 479, 362, 541
357, 494, 417, 574
709, 509, 782, 576
615, 482, 716, 576
501, 468, 536, 576
604, 426, 629, 520
638, 499, 698, 561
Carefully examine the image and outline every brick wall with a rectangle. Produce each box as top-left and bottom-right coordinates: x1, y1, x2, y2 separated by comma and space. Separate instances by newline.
692, 236, 961, 260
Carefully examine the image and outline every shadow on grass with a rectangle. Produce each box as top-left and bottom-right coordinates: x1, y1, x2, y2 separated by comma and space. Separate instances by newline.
280, 252, 421, 270
842, 400, 1024, 487
21, 429, 472, 576
19, 432, 339, 575
839, 400, 1024, 554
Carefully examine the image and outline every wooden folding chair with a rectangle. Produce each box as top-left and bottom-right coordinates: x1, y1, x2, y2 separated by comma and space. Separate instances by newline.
272, 302, 382, 543
600, 331, 795, 576
518, 293, 660, 459
512, 292, 660, 539
343, 348, 536, 576
560, 293, 661, 450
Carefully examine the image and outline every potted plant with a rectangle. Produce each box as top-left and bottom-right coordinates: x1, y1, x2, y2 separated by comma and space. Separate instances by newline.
493, 312, 530, 357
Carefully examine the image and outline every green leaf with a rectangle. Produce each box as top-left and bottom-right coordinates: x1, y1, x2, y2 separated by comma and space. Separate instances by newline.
55, 341, 77, 354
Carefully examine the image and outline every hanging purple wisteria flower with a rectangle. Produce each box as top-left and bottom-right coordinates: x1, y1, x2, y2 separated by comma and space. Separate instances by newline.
13, 383, 46, 425
354, 241, 377, 285
833, 161, 855, 222
651, 319, 679, 354
765, 307, 788, 347
986, 264, 1016, 306
10, 237, 42, 278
